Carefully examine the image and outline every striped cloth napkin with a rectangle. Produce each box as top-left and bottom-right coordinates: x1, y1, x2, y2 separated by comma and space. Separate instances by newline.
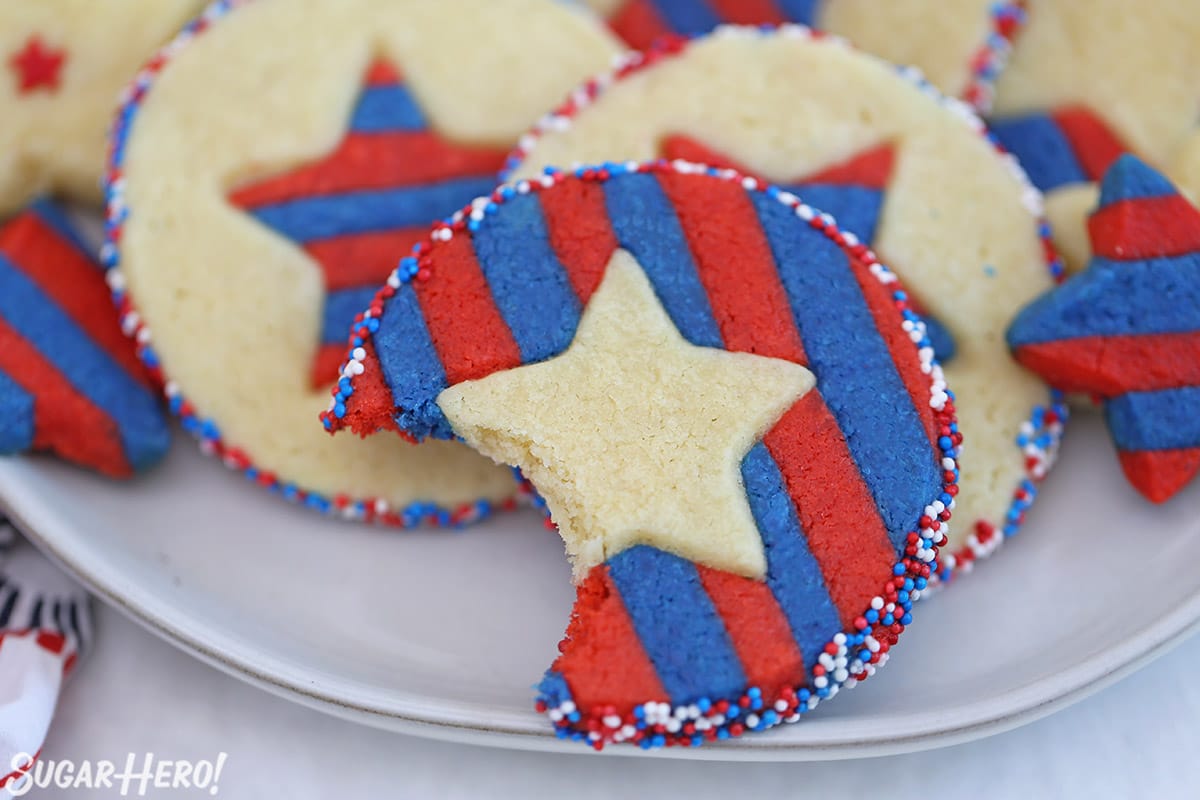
0, 515, 92, 790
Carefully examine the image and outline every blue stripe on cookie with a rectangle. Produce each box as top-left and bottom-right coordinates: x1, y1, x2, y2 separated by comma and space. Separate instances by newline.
783, 184, 885, 244
740, 442, 841, 670
350, 84, 427, 132
775, 0, 820, 23
989, 114, 1086, 192
602, 172, 724, 349
473, 192, 583, 364
0, 255, 165, 468
1098, 153, 1178, 203
1008, 253, 1200, 347
647, 0, 723, 34
322, 286, 379, 345
750, 192, 940, 547
1106, 387, 1200, 453
607, 544, 747, 704
246, 175, 499, 243
0, 370, 35, 454
374, 285, 455, 440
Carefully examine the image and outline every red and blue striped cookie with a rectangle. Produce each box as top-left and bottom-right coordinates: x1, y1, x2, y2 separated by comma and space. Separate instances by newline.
103, 0, 620, 524
0, 200, 168, 477
504, 27, 1062, 578
988, 0, 1200, 273
584, 0, 1026, 110
1008, 156, 1200, 503
324, 161, 960, 748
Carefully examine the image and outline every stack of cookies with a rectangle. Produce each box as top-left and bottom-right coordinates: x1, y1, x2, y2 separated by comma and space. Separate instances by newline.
2, 0, 1197, 750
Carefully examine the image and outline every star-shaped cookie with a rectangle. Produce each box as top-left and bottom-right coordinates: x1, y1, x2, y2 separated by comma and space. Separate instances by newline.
0, 200, 168, 476
1008, 155, 1200, 502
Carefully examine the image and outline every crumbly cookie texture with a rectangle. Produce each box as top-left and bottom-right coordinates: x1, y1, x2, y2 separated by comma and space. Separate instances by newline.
506, 27, 1059, 565
440, 252, 815, 581
0, 0, 204, 215
990, 0, 1200, 272
111, 0, 620, 513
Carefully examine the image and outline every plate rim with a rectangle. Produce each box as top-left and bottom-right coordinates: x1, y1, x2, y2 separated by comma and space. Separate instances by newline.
4, 458, 1199, 761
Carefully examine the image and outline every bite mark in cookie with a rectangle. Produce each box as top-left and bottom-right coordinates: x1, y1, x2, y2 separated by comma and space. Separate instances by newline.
326, 161, 959, 748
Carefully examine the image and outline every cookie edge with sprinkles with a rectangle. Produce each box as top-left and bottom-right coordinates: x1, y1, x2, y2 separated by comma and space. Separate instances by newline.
494, 23, 1066, 583
321, 158, 961, 748
101, 0, 523, 529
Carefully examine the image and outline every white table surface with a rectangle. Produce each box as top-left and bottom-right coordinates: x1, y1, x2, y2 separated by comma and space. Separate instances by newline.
30, 602, 1199, 799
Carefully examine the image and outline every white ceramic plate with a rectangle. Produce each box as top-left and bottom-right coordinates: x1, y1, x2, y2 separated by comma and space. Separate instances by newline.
2, 411, 1199, 760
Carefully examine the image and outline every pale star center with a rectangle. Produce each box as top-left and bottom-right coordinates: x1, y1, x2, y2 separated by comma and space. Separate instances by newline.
437, 249, 816, 581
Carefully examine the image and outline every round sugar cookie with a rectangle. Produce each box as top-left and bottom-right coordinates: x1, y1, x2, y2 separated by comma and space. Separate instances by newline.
325, 161, 959, 748
988, 0, 1200, 273
0, 0, 205, 216
105, 0, 621, 525
503, 26, 1064, 576
583, 0, 1027, 109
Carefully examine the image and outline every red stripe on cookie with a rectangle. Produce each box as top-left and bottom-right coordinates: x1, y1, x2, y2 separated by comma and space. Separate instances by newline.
306, 227, 431, 292
0, 214, 146, 383
338, 337, 404, 438
537, 179, 619, 304
1014, 331, 1200, 396
1053, 107, 1128, 182
414, 234, 522, 384
1088, 195, 1200, 260
607, 0, 673, 51
706, 0, 787, 24
656, 170, 806, 361
0, 318, 131, 476
696, 565, 807, 695
1118, 447, 1200, 504
228, 131, 508, 207
364, 59, 402, 86
804, 145, 895, 189
764, 394, 897, 628
552, 564, 668, 713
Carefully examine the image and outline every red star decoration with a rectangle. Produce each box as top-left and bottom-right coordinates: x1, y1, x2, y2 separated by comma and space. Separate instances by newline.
8, 35, 66, 95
